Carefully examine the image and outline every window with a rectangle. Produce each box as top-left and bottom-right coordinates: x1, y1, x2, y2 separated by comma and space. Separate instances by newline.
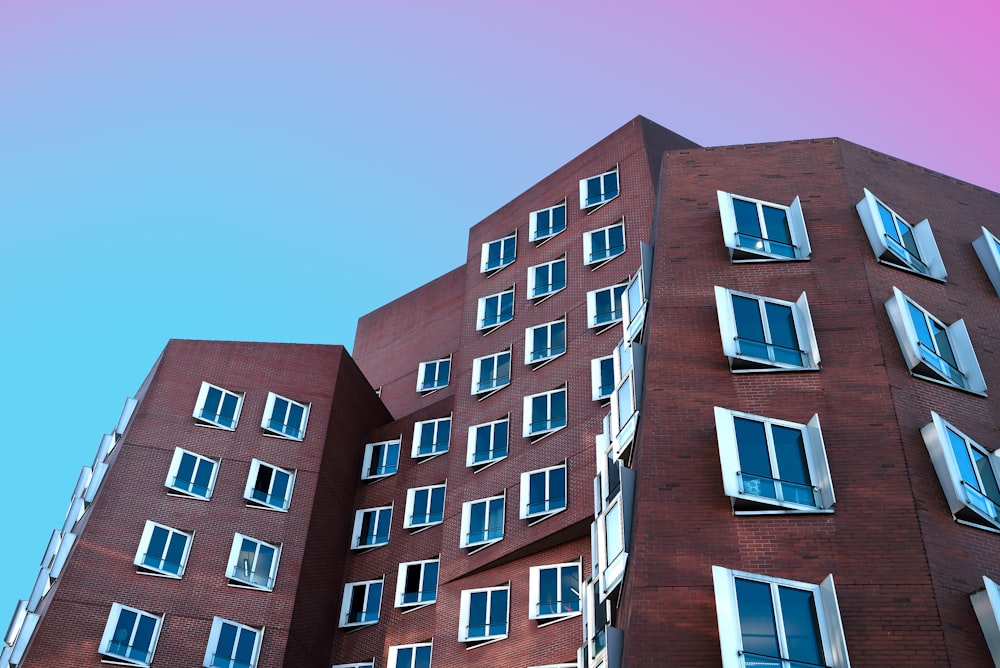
582, 577, 623, 667
587, 284, 627, 330
99, 603, 162, 666
417, 357, 451, 393
459, 585, 510, 644
529, 563, 581, 621
717, 190, 810, 262
715, 407, 835, 513
530, 201, 567, 242
973, 226, 1000, 298
396, 558, 439, 609
591, 356, 615, 402
971, 576, 1000, 666
593, 458, 635, 601
361, 439, 400, 481
204, 617, 262, 668
481, 233, 517, 274
261, 392, 309, 440
165, 447, 219, 499
523, 387, 567, 440
922, 412, 1000, 531
856, 188, 946, 280
193, 381, 243, 430
714, 287, 820, 372
584, 221, 626, 267
404, 484, 446, 529
520, 464, 567, 522
712, 567, 850, 668
244, 459, 295, 511
339, 579, 383, 628
610, 341, 644, 453
885, 287, 986, 394
134, 520, 193, 578
226, 533, 280, 591
351, 506, 392, 549
388, 643, 432, 668
412, 417, 451, 458
472, 350, 511, 395
579, 167, 619, 209
477, 289, 515, 332
460, 494, 505, 551
467, 417, 509, 468
525, 319, 566, 367
528, 257, 566, 301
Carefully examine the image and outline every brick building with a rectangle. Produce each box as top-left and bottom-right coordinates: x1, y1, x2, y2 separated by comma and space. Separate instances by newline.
4, 117, 1000, 667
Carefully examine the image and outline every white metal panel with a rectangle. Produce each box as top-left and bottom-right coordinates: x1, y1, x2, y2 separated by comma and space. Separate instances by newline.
948, 319, 987, 395
807, 414, 836, 509
819, 574, 852, 667
973, 227, 1000, 297
911, 218, 947, 280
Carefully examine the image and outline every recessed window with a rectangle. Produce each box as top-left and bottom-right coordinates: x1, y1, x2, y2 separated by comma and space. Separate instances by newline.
99, 603, 162, 666
203, 617, 262, 668
412, 417, 451, 459
261, 392, 309, 440
467, 417, 509, 469
481, 233, 517, 274
339, 579, 383, 628
717, 190, 810, 262
472, 350, 511, 396
610, 343, 644, 453
477, 289, 515, 332
460, 494, 505, 551
587, 284, 627, 330
388, 642, 432, 668
244, 459, 295, 511
226, 533, 280, 591
591, 356, 615, 402
714, 287, 821, 372
520, 463, 567, 523
714, 407, 835, 513
351, 506, 392, 550
583, 577, 622, 666
396, 558, 439, 610
579, 167, 619, 209
404, 484, 446, 530
134, 520, 192, 578
594, 452, 635, 601
973, 226, 1000, 298
361, 439, 400, 481
530, 201, 567, 243
584, 221, 626, 267
529, 563, 581, 622
885, 287, 986, 394
622, 247, 652, 343
165, 447, 218, 499
525, 319, 566, 367
922, 412, 1000, 532
528, 257, 567, 301
522, 387, 567, 440
856, 188, 946, 280
193, 381, 243, 430
459, 585, 510, 645
711, 567, 850, 668
417, 357, 451, 394
971, 576, 1000, 666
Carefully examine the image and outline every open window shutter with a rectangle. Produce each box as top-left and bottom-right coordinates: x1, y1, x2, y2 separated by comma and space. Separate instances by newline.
714, 407, 742, 500
789, 196, 811, 258
807, 414, 836, 509
819, 574, 851, 667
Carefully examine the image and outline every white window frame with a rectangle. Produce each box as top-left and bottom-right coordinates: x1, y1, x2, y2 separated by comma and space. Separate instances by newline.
404, 483, 447, 530
885, 286, 986, 395
714, 407, 835, 514
351, 505, 393, 550
395, 558, 440, 610
165, 447, 219, 499
971, 576, 1000, 666
525, 319, 567, 367
134, 520, 193, 578
260, 391, 309, 440
417, 357, 451, 394
412, 416, 452, 459
226, 533, 281, 591
712, 566, 851, 668
243, 458, 295, 511
579, 166, 619, 210
98, 603, 162, 667
718, 190, 810, 262
361, 439, 401, 481
467, 417, 509, 469
520, 463, 568, 523
714, 286, 821, 372
856, 187, 946, 280
477, 288, 515, 332
621, 243, 653, 344
527, 257, 567, 302
973, 226, 1000, 298
921, 411, 1000, 532
587, 284, 628, 332
530, 200, 568, 243
591, 355, 615, 402
193, 381, 243, 430
529, 562, 581, 624
582, 576, 622, 668
481, 232, 517, 274
339, 578, 383, 628
584, 220, 626, 268
458, 584, 510, 645
472, 350, 512, 397
460, 493, 506, 552
593, 482, 633, 602
387, 642, 432, 668
203, 617, 262, 668
523, 386, 568, 441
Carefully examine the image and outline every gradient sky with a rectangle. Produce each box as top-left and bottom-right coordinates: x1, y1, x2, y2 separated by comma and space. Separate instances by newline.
1, 0, 996, 621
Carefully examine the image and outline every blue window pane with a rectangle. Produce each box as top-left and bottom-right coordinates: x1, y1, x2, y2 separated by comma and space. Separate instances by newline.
130, 614, 157, 661
163, 532, 187, 574
734, 578, 780, 659
423, 562, 438, 598
109, 609, 138, 657
777, 587, 824, 666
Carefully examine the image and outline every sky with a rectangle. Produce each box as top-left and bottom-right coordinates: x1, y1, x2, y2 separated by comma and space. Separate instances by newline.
1, 0, 997, 624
